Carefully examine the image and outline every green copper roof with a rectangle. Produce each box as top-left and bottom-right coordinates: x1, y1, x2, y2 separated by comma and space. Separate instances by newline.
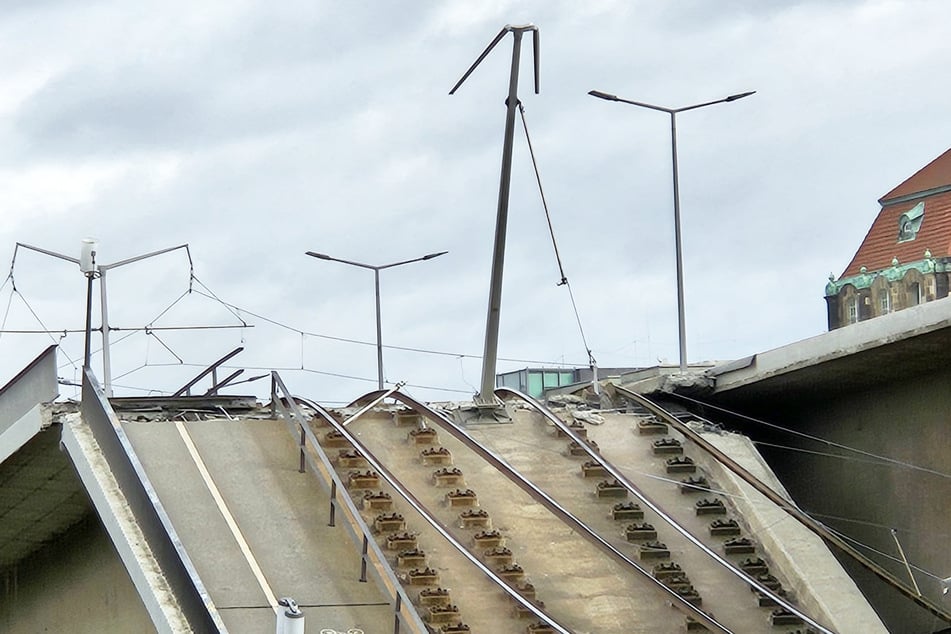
825, 252, 948, 296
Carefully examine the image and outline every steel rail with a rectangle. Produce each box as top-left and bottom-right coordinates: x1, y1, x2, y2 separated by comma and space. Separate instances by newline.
287, 391, 573, 633
268, 373, 428, 634
619, 385, 951, 624
391, 390, 735, 633
496, 386, 834, 634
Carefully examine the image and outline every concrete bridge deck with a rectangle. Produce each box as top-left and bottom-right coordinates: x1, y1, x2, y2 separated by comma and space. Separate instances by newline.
122, 417, 393, 633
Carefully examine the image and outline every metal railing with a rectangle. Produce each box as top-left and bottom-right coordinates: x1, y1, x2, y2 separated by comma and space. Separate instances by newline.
269, 372, 427, 634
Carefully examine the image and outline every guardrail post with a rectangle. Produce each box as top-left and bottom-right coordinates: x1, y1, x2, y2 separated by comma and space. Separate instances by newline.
298, 425, 306, 474
393, 593, 402, 634
270, 372, 277, 419
329, 481, 337, 527
360, 535, 369, 582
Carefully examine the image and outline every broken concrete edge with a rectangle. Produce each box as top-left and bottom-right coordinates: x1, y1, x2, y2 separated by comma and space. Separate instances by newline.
60, 415, 194, 634
78, 369, 230, 634
694, 429, 888, 634
0, 404, 45, 465
710, 296, 951, 392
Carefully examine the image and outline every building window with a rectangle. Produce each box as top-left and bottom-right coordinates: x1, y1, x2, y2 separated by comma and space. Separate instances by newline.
847, 298, 858, 324
910, 282, 921, 306
897, 202, 925, 242
879, 292, 890, 314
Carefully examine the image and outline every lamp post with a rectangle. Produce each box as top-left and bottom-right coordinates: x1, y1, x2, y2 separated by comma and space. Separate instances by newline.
588, 89, 754, 372
305, 250, 448, 390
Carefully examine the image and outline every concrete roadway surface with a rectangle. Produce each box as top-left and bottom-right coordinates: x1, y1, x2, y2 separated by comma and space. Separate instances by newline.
123, 418, 393, 634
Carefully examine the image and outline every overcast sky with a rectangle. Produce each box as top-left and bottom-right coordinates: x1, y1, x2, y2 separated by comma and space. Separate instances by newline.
2, 0, 950, 404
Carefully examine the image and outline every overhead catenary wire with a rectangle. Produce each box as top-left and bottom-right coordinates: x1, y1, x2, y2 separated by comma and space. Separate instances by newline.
190, 274, 248, 326
517, 101, 597, 369
671, 392, 949, 479
750, 440, 933, 470
2, 241, 585, 368
805, 510, 951, 539
0, 279, 16, 345
188, 288, 586, 367
11, 286, 80, 371
1, 246, 585, 397
822, 522, 946, 582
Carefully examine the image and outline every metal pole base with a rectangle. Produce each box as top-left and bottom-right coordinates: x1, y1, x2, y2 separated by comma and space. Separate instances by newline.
452, 400, 514, 426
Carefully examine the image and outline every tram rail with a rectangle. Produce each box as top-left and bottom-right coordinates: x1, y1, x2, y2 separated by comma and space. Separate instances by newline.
270, 381, 871, 632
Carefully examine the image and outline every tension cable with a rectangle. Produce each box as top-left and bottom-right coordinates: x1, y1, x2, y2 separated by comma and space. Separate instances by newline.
517, 102, 597, 371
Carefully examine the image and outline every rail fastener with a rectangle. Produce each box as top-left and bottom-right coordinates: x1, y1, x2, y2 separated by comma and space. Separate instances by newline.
612, 501, 644, 520
426, 604, 462, 624
418, 587, 451, 607
421, 446, 453, 465
362, 491, 393, 511
679, 475, 710, 494
409, 426, 440, 445
708, 518, 741, 537
581, 460, 609, 478
373, 512, 406, 533
482, 546, 514, 566
770, 608, 804, 626
637, 418, 669, 435
596, 479, 629, 498
348, 469, 380, 489
472, 529, 504, 548
394, 411, 422, 427
446, 488, 479, 507
385, 531, 418, 550
397, 547, 427, 567
652, 562, 683, 580
625, 522, 658, 541
406, 566, 440, 585
458, 508, 491, 529
433, 467, 464, 486
336, 449, 368, 468
723, 537, 757, 555
665, 456, 697, 474
695, 498, 727, 516
638, 541, 671, 560
496, 563, 526, 582
567, 439, 599, 456
652, 437, 684, 455
322, 429, 351, 448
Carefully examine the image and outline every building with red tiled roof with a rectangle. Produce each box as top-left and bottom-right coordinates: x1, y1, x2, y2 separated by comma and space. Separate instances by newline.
825, 148, 951, 329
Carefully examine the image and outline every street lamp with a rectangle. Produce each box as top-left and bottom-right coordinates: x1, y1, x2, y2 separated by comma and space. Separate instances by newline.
305, 250, 448, 390
588, 88, 754, 372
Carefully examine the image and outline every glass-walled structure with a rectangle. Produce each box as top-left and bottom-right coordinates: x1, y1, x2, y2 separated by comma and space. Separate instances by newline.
496, 368, 578, 398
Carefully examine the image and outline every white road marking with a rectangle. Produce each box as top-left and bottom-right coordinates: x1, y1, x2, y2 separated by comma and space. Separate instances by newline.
174, 420, 281, 616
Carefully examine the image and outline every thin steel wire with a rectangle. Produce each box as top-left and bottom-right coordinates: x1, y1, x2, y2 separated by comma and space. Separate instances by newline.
675, 393, 949, 478
189, 288, 585, 366
518, 102, 596, 367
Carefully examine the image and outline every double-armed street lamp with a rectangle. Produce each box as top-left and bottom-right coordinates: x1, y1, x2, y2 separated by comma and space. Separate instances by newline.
588, 89, 755, 372
305, 250, 448, 390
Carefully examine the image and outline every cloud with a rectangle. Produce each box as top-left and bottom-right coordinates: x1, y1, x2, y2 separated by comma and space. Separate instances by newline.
2, 1, 951, 403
